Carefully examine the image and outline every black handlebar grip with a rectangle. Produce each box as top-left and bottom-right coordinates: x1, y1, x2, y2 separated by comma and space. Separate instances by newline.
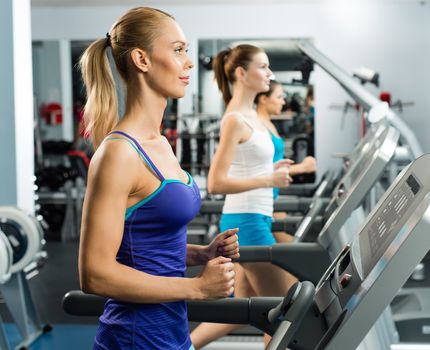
267, 282, 301, 324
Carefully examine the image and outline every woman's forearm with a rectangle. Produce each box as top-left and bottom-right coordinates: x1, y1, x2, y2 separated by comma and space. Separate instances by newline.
80, 261, 202, 303
288, 163, 304, 177
208, 175, 272, 194
186, 244, 209, 266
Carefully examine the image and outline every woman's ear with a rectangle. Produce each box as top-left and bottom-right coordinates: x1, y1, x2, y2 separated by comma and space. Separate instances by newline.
130, 48, 150, 73
234, 66, 246, 81
259, 95, 268, 105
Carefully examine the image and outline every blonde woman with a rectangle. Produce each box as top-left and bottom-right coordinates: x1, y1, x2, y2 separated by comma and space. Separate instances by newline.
78, 7, 239, 349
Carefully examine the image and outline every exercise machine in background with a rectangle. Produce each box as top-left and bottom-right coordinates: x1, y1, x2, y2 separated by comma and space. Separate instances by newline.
0, 207, 51, 350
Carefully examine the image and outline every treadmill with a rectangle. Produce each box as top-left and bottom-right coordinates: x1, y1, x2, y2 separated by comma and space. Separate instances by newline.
277, 153, 430, 349
295, 42, 430, 343
62, 153, 430, 350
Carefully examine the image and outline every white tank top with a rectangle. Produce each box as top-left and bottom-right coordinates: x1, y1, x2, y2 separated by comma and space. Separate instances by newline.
222, 113, 275, 216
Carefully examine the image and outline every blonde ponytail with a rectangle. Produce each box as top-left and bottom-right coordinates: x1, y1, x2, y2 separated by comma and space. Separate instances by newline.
80, 39, 118, 149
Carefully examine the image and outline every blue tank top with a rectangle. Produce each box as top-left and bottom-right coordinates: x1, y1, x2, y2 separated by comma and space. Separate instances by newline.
94, 131, 201, 350
271, 132, 284, 199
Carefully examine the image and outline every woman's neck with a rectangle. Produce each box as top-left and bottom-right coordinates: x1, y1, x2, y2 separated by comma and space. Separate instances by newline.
256, 105, 271, 122
122, 84, 167, 140
256, 105, 278, 135
227, 83, 257, 115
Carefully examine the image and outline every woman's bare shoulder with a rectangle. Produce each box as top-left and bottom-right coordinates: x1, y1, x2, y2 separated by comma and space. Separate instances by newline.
88, 137, 142, 178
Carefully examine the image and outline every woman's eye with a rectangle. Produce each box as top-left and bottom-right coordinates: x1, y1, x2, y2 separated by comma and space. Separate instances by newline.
175, 47, 189, 55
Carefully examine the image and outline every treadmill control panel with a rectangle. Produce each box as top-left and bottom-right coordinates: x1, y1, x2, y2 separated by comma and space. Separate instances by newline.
314, 171, 425, 323
361, 174, 421, 277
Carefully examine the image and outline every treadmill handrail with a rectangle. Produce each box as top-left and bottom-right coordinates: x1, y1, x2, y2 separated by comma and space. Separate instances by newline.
62, 290, 105, 316
293, 197, 327, 242
238, 243, 330, 284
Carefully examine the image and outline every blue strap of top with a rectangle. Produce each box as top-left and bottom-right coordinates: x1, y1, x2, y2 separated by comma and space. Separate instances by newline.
108, 131, 165, 181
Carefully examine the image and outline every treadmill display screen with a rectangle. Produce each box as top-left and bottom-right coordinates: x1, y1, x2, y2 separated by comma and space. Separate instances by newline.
407, 174, 421, 195
361, 174, 421, 277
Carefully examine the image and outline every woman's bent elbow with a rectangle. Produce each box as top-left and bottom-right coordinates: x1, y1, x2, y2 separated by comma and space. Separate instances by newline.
80, 273, 96, 294
79, 268, 103, 295
207, 182, 221, 194
80, 281, 93, 294
207, 183, 214, 194
207, 173, 221, 194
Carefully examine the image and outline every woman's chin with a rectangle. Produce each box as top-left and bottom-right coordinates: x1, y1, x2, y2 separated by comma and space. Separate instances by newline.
257, 86, 270, 94
170, 91, 186, 99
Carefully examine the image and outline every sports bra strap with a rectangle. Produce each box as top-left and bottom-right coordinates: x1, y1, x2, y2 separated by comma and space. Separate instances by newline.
107, 131, 165, 181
